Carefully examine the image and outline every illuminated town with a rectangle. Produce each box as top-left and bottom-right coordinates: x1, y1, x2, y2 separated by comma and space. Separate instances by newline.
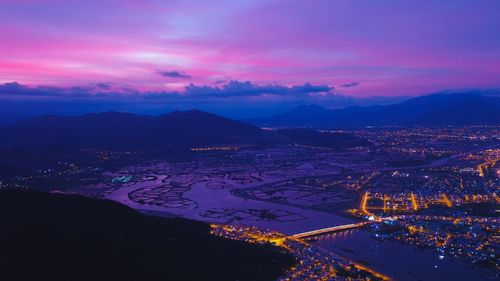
210, 224, 391, 281
2, 126, 498, 280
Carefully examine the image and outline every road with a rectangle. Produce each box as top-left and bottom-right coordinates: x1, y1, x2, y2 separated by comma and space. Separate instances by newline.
292, 222, 369, 239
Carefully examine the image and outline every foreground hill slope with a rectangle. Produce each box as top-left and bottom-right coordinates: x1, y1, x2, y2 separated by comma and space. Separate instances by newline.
0, 190, 293, 281
256, 93, 500, 127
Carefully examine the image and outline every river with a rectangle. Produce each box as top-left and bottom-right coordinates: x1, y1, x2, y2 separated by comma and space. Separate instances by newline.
316, 229, 496, 281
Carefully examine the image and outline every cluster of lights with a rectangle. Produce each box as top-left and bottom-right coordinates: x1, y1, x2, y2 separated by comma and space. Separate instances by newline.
210, 224, 391, 281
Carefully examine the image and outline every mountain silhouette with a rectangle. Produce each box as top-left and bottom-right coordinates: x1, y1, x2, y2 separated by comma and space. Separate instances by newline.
254, 93, 500, 127
0, 110, 262, 151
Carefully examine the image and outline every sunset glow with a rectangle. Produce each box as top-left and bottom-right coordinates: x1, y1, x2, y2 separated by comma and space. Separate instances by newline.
1, 0, 499, 100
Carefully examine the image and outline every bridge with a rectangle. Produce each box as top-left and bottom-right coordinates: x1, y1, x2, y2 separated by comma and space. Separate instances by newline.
292, 222, 369, 239
290, 222, 392, 280
291, 222, 391, 280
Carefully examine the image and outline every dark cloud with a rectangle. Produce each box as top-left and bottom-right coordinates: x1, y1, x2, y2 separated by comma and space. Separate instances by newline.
95, 82, 112, 90
215, 80, 226, 84
0, 81, 415, 118
0, 82, 65, 97
2, 81, 497, 118
341, 82, 359, 88
184, 81, 332, 97
0, 82, 113, 98
157, 70, 191, 79
0, 80, 333, 105
0, 80, 337, 117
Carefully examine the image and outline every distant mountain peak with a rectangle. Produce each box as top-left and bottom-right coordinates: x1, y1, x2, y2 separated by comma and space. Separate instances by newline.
293, 104, 328, 110
251, 92, 500, 127
0, 110, 262, 151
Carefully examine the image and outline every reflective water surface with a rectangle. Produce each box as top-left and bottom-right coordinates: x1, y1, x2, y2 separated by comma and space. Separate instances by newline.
316, 229, 496, 281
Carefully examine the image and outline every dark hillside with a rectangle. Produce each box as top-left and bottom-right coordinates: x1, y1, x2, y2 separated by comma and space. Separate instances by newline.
0, 190, 294, 281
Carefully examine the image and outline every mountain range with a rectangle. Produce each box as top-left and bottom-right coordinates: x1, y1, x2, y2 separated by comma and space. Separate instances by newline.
0, 110, 263, 151
0, 113, 26, 126
0, 92, 495, 157
252, 93, 500, 127
0, 110, 369, 153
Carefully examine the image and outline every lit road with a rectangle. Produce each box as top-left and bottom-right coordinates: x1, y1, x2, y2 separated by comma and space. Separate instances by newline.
292, 222, 369, 239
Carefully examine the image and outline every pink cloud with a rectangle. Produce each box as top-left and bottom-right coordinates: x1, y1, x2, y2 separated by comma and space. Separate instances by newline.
0, 0, 499, 97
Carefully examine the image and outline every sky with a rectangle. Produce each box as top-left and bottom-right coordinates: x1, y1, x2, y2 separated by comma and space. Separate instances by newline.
0, 0, 499, 117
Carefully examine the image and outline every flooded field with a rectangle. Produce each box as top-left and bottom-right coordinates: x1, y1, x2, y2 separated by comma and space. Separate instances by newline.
102, 161, 355, 235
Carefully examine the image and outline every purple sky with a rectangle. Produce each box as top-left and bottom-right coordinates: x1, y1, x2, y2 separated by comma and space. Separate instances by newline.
0, 0, 499, 116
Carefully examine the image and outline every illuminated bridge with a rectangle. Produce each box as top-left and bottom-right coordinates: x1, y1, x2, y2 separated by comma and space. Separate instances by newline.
292, 222, 369, 239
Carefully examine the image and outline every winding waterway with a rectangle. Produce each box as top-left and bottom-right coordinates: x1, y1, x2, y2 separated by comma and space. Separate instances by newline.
316, 229, 496, 281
